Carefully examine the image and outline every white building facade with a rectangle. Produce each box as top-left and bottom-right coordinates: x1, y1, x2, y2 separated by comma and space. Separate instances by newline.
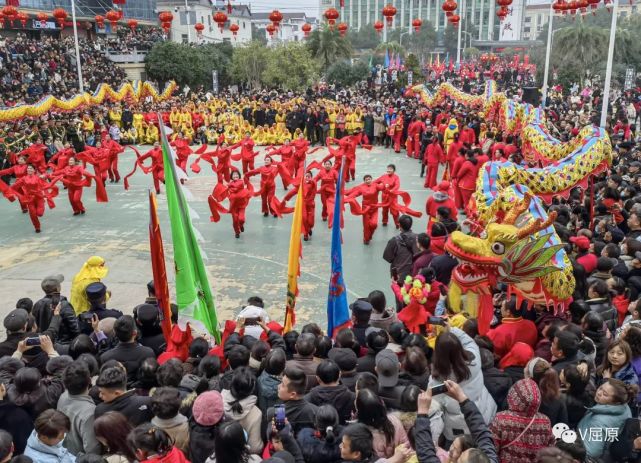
156, 0, 252, 45
252, 12, 318, 44
320, 0, 498, 40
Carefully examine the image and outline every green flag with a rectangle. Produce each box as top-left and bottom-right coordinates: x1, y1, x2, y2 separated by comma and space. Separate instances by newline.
159, 116, 220, 344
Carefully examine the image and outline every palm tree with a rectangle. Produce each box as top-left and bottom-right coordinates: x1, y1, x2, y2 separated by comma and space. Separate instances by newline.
307, 25, 353, 70
375, 41, 404, 57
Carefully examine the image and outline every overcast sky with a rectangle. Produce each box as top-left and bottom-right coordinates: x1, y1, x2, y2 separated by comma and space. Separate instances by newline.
249, 0, 320, 16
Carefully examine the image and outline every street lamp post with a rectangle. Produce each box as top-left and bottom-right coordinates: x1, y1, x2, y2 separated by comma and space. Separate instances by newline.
70, 0, 84, 93
600, 0, 619, 128
399, 30, 410, 46
456, 0, 465, 65
184, 0, 192, 44
541, 0, 554, 107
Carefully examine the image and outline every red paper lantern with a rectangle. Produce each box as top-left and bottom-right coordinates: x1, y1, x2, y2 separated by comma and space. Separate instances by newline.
113, 0, 126, 4
265, 23, 276, 38
116, 9, 123, 20
194, 22, 205, 36
302, 22, 312, 37
577, 0, 589, 12
337, 22, 348, 36
229, 22, 239, 38
324, 8, 339, 29
17, 12, 28, 27
442, 0, 458, 17
496, 7, 508, 20
568, 0, 578, 14
161, 21, 171, 32
269, 9, 283, 29
497, 0, 513, 7
158, 11, 173, 23
412, 18, 422, 32
227, 0, 232, 14
382, 4, 397, 25
36, 12, 48, 27
213, 11, 227, 32
105, 10, 119, 29
552, 0, 564, 13
127, 18, 138, 31
587, 0, 600, 9
374, 20, 384, 34
94, 14, 104, 28
2, 5, 17, 23
52, 8, 67, 28
449, 13, 460, 25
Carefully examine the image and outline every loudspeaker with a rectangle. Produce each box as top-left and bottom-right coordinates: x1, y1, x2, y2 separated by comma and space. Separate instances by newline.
522, 87, 541, 106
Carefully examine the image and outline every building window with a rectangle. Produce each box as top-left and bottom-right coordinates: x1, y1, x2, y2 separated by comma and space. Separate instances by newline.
182, 34, 188, 43
525, 16, 531, 22
243, 21, 246, 29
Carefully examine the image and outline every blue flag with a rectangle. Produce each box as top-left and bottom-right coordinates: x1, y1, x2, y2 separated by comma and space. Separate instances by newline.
384, 49, 390, 69
327, 165, 350, 338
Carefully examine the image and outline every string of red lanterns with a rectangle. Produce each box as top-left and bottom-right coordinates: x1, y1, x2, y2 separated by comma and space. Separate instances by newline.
52, 8, 67, 28
301, 22, 312, 37
269, 9, 283, 29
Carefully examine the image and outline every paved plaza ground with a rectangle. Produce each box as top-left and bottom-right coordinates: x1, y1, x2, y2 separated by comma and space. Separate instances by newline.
0, 144, 434, 331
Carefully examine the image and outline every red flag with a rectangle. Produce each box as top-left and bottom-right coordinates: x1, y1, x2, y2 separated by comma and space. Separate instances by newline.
149, 190, 173, 341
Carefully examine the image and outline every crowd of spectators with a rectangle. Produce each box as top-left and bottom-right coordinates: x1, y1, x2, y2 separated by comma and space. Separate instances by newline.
0, 33, 129, 106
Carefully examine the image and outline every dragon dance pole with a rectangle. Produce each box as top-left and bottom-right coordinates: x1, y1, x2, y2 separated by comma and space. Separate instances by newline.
600, 0, 619, 128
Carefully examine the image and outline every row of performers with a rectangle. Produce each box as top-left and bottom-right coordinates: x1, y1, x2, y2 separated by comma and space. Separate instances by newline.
0, 129, 457, 243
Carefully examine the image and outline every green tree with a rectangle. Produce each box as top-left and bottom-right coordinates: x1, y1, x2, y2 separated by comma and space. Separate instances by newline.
263, 42, 319, 90
307, 25, 353, 70
407, 22, 437, 58
351, 23, 382, 49
550, 23, 608, 86
197, 43, 233, 88
442, 25, 459, 56
145, 42, 204, 87
230, 41, 270, 90
326, 60, 370, 87
251, 23, 267, 45
375, 40, 404, 56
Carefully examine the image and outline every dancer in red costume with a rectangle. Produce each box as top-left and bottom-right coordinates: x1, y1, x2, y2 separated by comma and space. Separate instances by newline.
345, 174, 384, 245
245, 155, 291, 217
291, 133, 313, 178
456, 150, 479, 212
449, 148, 467, 209
314, 159, 339, 222
279, 171, 318, 241
170, 135, 192, 174
0, 155, 29, 213
425, 181, 458, 233
207, 170, 254, 238
406, 116, 426, 159
266, 139, 295, 189
446, 133, 464, 176
47, 143, 75, 170
192, 142, 240, 183
5, 164, 58, 233
76, 142, 112, 184
423, 136, 444, 189
18, 139, 48, 173
392, 113, 404, 153
323, 138, 346, 175
238, 132, 257, 175
53, 157, 104, 215
328, 129, 370, 182
123, 143, 165, 193
102, 134, 125, 183
376, 164, 401, 229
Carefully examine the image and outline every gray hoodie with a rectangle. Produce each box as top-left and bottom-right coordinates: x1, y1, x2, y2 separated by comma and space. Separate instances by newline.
221, 389, 263, 455
57, 391, 101, 456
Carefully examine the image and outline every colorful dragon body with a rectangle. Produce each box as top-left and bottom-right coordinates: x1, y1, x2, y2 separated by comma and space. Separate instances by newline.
406, 81, 613, 333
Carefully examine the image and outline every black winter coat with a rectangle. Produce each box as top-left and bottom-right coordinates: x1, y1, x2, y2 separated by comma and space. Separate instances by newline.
482, 367, 512, 412
305, 384, 354, 424
297, 426, 343, 463
32, 294, 79, 344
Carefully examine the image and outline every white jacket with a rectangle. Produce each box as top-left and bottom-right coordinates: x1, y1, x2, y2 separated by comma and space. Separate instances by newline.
428, 328, 497, 441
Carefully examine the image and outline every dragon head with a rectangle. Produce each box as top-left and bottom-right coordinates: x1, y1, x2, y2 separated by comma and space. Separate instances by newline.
446, 193, 564, 294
